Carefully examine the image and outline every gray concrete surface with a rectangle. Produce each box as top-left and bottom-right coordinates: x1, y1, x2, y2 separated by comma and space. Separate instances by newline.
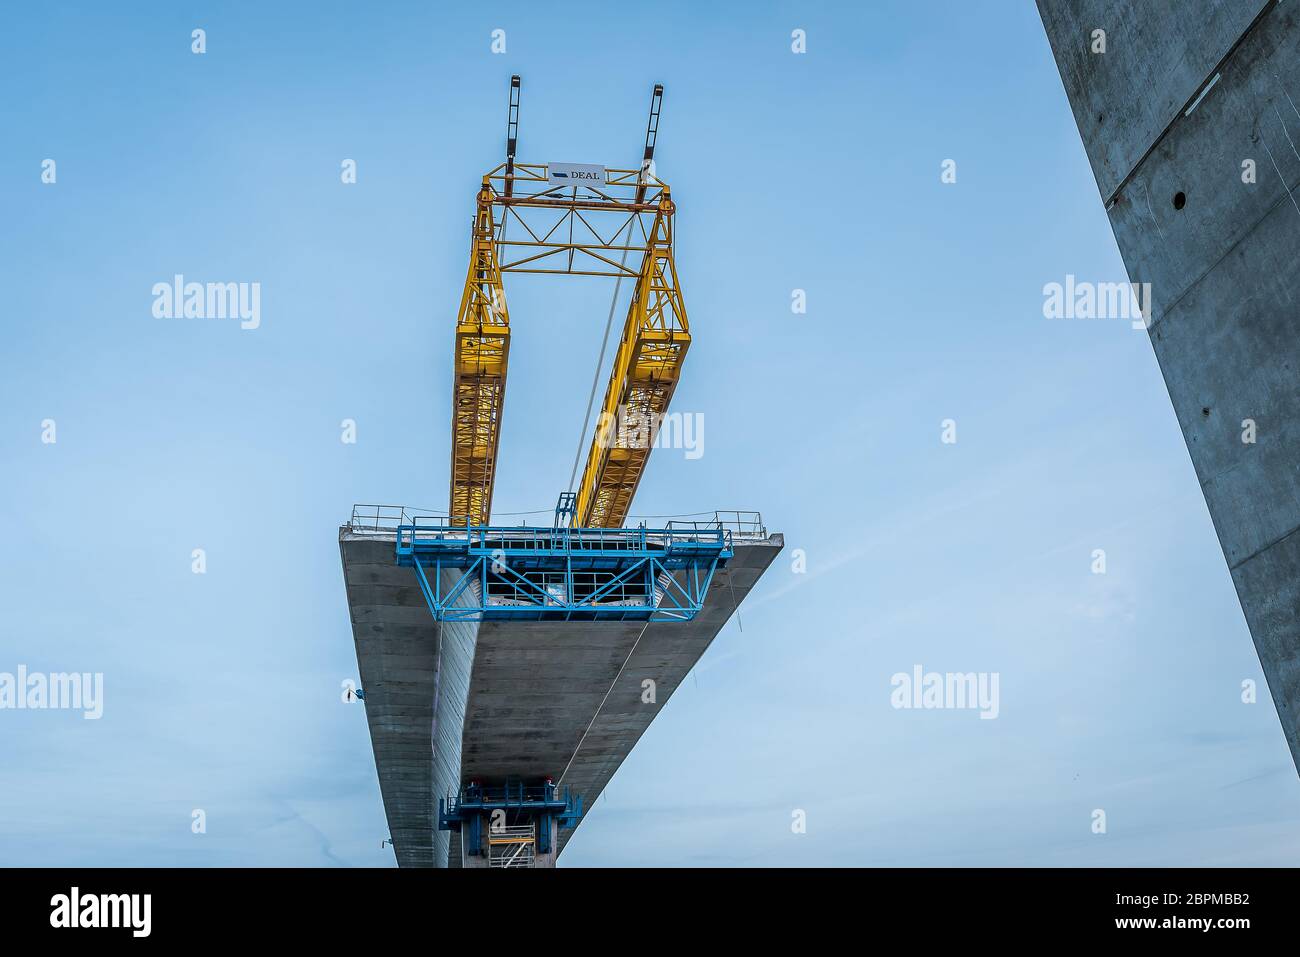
1037, 0, 1300, 768
338, 534, 444, 867
340, 526, 783, 866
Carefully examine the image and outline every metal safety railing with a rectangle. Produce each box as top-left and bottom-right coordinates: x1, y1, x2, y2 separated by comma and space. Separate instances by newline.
347, 504, 445, 531
488, 825, 537, 868
665, 510, 766, 540
349, 504, 766, 539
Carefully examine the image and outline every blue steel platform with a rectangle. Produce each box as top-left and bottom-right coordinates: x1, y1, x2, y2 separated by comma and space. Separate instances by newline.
395, 519, 733, 623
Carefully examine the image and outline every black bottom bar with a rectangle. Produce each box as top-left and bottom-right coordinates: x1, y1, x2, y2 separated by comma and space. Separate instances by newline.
0, 867, 1285, 942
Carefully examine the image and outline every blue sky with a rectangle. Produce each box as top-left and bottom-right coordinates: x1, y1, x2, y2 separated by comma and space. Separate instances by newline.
2, 0, 1297, 866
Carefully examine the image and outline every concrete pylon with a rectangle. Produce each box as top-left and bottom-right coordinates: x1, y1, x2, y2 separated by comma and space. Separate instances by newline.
1037, 0, 1300, 770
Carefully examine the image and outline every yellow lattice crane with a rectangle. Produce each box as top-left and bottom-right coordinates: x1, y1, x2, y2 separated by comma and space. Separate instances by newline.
448, 78, 689, 528
448, 179, 511, 527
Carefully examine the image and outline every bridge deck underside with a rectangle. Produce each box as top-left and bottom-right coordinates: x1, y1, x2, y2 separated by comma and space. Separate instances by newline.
341, 527, 782, 866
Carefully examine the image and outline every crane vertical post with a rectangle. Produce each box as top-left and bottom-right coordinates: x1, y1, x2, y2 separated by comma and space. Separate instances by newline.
635, 84, 663, 205
504, 75, 521, 199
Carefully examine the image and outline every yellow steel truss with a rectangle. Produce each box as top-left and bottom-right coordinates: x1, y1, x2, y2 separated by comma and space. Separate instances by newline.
447, 159, 687, 528
449, 181, 511, 526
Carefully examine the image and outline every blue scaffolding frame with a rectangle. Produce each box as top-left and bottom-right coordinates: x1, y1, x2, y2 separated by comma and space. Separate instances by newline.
394, 519, 733, 622
439, 780, 583, 857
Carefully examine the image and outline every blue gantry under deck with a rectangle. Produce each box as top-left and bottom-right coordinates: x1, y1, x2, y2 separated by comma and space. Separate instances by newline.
439, 780, 583, 864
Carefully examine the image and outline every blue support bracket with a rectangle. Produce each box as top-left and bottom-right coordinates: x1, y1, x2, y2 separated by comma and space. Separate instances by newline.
395, 519, 732, 623
554, 492, 577, 528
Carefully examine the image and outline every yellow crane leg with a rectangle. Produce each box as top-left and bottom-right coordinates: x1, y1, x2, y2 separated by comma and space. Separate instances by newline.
574, 197, 689, 528
449, 182, 511, 527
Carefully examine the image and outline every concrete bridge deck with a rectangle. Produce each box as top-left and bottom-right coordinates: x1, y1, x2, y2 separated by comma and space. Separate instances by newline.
340, 522, 782, 866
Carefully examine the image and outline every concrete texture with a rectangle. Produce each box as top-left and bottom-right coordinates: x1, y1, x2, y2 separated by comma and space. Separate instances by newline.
1037, 0, 1272, 203
338, 534, 443, 868
1037, 0, 1300, 768
340, 526, 783, 866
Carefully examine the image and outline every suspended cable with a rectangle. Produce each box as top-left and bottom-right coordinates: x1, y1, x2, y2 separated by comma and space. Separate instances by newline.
566, 218, 634, 494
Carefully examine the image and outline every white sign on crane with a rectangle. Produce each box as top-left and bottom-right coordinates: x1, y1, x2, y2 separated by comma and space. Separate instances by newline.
547, 162, 606, 187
